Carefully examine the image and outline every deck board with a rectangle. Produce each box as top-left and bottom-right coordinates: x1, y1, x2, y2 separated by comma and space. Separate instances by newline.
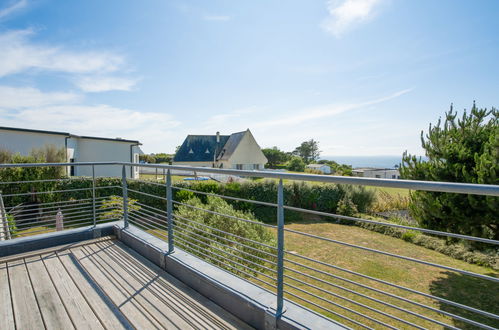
1, 238, 252, 330
57, 250, 130, 330
99, 240, 252, 330
0, 263, 15, 329
42, 252, 104, 330
25, 255, 75, 330
7, 259, 45, 329
71, 245, 160, 329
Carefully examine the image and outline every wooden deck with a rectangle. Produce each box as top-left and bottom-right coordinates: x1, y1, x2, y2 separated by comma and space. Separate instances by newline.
0, 238, 252, 330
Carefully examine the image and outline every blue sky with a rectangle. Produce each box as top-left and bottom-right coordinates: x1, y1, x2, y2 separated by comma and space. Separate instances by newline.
0, 0, 498, 156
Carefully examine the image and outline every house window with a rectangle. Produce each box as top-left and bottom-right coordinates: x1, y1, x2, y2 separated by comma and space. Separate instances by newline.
70, 158, 75, 176
375, 175, 381, 178
392, 175, 396, 179
253, 164, 260, 170
236, 164, 243, 170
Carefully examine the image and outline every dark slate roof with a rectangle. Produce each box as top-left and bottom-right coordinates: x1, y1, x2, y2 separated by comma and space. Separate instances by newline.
217, 131, 245, 161
173, 134, 230, 162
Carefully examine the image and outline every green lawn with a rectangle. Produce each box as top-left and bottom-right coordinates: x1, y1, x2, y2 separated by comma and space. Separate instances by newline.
142, 215, 498, 329
280, 215, 498, 329
366, 185, 411, 197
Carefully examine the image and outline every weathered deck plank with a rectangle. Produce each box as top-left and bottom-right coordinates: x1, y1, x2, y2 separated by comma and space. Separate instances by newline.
7, 258, 45, 329
85, 243, 192, 329
71, 245, 161, 329
2, 238, 251, 330
57, 250, 129, 330
25, 255, 75, 330
99, 240, 252, 330
0, 263, 15, 329
42, 252, 104, 330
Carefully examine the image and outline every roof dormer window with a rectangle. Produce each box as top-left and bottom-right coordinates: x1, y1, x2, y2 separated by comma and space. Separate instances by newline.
189, 148, 194, 154
205, 148, 210, 153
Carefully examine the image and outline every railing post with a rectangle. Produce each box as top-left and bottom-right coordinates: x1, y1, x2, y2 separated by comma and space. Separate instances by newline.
276, 178, 285, 317
166, 169, 174, 254
92, 164, 96, 227
122, 165, 129, 228
0, 192, 11, 240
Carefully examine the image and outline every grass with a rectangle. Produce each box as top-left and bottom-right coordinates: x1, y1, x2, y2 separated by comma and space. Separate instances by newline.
141, 214, 498, 329
279, 215, 498, 329
366, 186, 411, 197
139, 173, 187, 183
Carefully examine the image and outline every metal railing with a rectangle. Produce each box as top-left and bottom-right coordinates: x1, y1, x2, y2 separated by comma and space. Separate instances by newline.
0, 161, 498, 329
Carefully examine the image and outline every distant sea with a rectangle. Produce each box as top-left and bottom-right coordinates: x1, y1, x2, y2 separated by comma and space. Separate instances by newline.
321, 155, 420, 169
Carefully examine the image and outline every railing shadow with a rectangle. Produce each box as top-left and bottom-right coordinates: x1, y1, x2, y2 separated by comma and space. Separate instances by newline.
429, 271, 499, 329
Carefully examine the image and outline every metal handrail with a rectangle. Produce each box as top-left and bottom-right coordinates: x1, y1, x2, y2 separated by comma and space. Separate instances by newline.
1, 161, 498, 196
1, 161, 498, 329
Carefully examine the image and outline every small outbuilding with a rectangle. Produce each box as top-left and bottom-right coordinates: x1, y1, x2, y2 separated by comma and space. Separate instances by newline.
306, 164, 331, 174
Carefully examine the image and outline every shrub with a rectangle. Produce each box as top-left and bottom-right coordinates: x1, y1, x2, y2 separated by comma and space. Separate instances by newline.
287, 157, 305, 172
337, 197, 357, 217
99, 196, 140, 221
174, 196, 276, 275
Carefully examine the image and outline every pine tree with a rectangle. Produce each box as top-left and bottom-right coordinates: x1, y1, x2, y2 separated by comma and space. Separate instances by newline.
400, 102, 498, 242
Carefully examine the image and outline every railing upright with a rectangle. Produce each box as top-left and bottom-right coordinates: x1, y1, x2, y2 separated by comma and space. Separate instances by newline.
92, 164, 96, 227
122, 165, 129, 228
166, 169, 174, 254
276, 178, 285, 317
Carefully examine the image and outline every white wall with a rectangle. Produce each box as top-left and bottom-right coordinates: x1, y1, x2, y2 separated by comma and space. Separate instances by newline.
74, 138, 139, 178
0, 130, 66, 155
226, 131, 268, 170
354, 169, 400, 179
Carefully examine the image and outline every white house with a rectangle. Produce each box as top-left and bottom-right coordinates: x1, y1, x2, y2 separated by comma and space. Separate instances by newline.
306, 164, 331, 174
352, 168, 400, 179
173, 129, 268, 170
0, 126, 142, 178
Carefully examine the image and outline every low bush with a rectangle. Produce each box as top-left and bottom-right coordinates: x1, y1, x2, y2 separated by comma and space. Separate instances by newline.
174, 196, 276, 275
355, 216, 499, 270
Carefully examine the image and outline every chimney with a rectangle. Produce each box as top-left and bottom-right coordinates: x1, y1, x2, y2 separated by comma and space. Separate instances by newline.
216, 131, 220, 143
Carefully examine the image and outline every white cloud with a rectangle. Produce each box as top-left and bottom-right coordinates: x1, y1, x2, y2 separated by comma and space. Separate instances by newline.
2, 104, 182, 151
74, 76, 138, 92
322, 0, 383, 37
0, 85, 80, 108
255, 88, 412, 128
203, 15, 231, 21
0, 0, 27, 19
0, 29, 124, 77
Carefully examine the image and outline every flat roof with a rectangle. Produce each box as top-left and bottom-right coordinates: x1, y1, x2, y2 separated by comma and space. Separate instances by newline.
0, 126, 141, 144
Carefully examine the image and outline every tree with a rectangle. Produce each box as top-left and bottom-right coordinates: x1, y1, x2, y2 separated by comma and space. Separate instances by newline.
400, 103, 498, 241
139, 154, 156, 163
293, 139, 321, 164
287, 156, 306, 172
262, 147, 290, 168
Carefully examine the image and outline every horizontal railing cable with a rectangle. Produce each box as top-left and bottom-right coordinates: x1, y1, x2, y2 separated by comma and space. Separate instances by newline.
283, 289, 373, 330
173, 235, 278, 290
172, 200, 277, 229
284, 253, 498, 328
284, 227, 499, 283
173, 186, 279, 208
284, 250, 499, 321
172, 228, 278, 280
283, 278, 405, 330
284, 205, 499, 245
173, 221, 277, 270
173, 215, 277, 259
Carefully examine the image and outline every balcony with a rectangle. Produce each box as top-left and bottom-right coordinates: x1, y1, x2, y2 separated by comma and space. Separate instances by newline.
0, 162, 498, 329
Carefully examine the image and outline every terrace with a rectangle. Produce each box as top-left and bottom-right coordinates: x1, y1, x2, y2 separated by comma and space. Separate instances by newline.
0, 162, 498, 329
